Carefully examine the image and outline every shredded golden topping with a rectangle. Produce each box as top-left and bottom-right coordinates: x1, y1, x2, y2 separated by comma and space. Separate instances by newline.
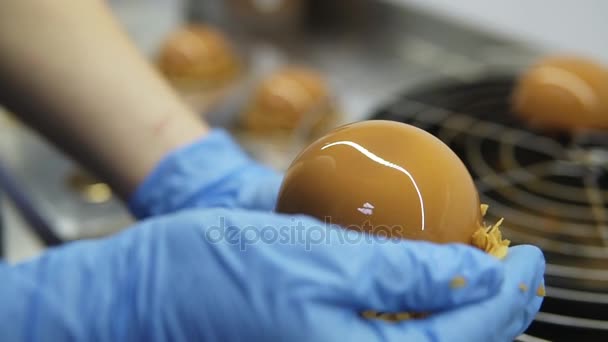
471, 205, 511, 259
480, 204, 489, 216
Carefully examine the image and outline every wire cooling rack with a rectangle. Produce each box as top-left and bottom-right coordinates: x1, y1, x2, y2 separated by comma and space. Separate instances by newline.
372, 76, 608, 341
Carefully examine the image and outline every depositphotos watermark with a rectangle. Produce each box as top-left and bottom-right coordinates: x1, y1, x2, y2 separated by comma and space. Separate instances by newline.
203, 217, 407, 251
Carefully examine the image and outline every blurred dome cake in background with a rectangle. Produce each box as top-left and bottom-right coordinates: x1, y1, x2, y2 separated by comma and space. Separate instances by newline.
240, 66, 338, 139
156, 24, 241, 115
157, 24, 240, 90
511, 56, 608, 132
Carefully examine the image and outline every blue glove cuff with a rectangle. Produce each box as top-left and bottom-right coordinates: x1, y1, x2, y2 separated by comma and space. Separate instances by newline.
128, 129, 282, 219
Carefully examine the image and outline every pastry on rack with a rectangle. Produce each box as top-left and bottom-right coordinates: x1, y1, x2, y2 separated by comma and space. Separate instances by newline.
157, 24, 239, 90
241, 66, 338, 140
512, 55, 608, 132
157, 24, 240, 113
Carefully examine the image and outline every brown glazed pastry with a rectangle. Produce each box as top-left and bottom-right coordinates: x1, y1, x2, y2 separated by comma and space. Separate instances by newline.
276, 121, 509, 254
512, 56, 608, 131
157, 24, 239, 91
277, 120, 507, 246
241, 66, 337, 139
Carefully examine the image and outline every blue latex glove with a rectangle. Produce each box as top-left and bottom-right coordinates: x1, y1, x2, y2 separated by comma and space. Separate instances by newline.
128, 130, 282, 218
0, 208, 544, 341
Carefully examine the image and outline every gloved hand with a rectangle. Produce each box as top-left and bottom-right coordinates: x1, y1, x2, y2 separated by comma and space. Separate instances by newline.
128, 129, 283, 218
122, 128, 544, 341
0, 208, 544, 342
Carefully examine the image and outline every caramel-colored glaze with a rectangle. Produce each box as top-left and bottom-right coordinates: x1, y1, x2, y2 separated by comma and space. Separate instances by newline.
157, 25, 239, 89
242, 66, 336, 138
512, 56, 608, 131
276, 120, 483, 244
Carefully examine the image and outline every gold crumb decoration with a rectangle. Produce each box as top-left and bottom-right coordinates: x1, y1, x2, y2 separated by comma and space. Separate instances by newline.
450, 276, 467, 289
378, 313, 396, 321
361, 311, 377, 319
363, 311, 427, 322
480, 204, 489, 216
471, 205, 511, 259
394, 312, 415, 320
536, 285, 546, 297
518, 283, 529, 293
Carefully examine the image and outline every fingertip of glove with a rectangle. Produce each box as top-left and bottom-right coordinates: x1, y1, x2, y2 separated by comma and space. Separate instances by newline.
506, 245, 546, 274
384, 241, 506, 297
509, 245, 545, 261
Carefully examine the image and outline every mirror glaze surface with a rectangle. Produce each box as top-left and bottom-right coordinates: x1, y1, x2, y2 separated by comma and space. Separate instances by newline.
276, 120, 482, 244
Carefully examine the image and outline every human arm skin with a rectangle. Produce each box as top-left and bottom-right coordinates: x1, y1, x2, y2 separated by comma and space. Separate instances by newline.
0, 0, 208, 198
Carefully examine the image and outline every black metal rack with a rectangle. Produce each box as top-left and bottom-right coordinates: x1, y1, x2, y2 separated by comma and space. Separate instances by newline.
372, 76, 608, 341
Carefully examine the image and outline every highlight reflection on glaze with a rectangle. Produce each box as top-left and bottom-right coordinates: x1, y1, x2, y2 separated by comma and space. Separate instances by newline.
535, 66, 598, 110
357, 202, 375, 215
321, 140, 426, 231
512, 56, 608, 131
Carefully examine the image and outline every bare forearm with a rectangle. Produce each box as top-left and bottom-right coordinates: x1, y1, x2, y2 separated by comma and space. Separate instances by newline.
0, 0, 208, 197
